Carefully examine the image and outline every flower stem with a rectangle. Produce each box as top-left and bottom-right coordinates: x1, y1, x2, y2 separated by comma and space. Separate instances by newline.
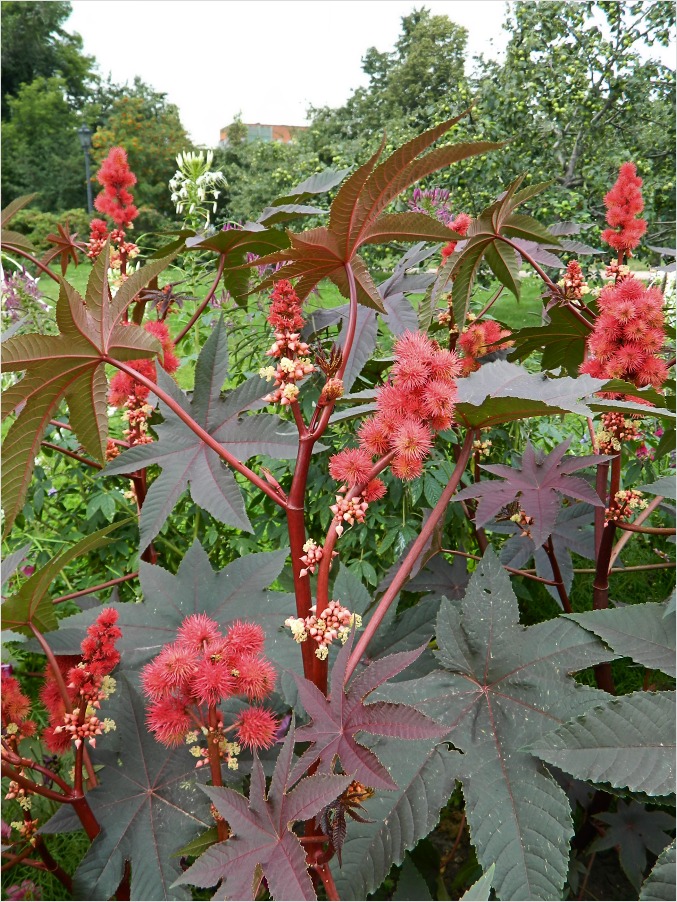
344, 430, 475, 684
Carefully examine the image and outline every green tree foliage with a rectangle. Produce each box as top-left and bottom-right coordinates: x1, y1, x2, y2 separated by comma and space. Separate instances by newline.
475, 1, 676, 238
1, 76, 85, 211
91, 78, 193, 222
0, 0, 95, 118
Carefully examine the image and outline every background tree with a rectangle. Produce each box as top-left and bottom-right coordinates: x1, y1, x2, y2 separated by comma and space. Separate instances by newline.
0, 0, 95, 118
1, 76, 85, 211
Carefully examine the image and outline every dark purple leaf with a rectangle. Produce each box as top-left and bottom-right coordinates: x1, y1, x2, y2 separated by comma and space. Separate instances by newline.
592, 801, 675, 890
456, 438, 607, 546
290, 637, 446, 790
175, 724, 350, 901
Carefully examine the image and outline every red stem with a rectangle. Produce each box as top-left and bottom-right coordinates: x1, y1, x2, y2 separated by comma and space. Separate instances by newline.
543, 537, 573, 613
314, 862, 340, 901
613, 521, 674, 536
41, 441, 102, 469
104, 356, 287, 507
174, 255, 226, 345
440, 548, 559, 585
7, 247, 61, 283
344, 430, 475, 684
592, 454, 622, 693
52, 571, 139, 604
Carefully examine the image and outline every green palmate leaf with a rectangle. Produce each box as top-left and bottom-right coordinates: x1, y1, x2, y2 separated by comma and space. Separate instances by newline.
333, 738, 461, 901
1, 521, 126, 635
640, 838, 676, 901
569, 602, 676, 677
250, 114, 499, 310
591, 801, 675, 890
1, 543, 31, 589
528, 691, 676, 797
454, 359, 605, 429
1, 245, 176, 533
510, 305, 591, 375
1, 192, 39, 227
270, 167, 352, 206
41, 541, 299, 676
423, 179, 557, 330
1, 193, 38, 254
257, 204, 327, 226
175, 723, 351, 901
42, 676, 212, 901
376, 548, 614, 900
637, 476, 677, 501
103, 317, 300, 548
393, 854, 433, 901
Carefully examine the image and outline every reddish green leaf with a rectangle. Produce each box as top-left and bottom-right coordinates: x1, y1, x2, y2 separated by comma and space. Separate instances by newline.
0, 246, 176, 532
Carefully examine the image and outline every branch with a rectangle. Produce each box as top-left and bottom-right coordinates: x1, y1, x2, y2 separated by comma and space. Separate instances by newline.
609, 495, 663, 569
614, 521, 675, 536
41, 441, 102, 470
52, 571, 139, 604
344, 430, 476, 684
174, 254, 226, 345
543, 537, 573, 613
104, 356, 287, 507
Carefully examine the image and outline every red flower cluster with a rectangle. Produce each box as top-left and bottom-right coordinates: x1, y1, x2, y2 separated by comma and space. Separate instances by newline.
260, 280, 315, 405
94, 147, 139, 228
2, 677, 36, 742
580, 275, 668, 389
458, 319, 513, 376
41, 608, 121, 753
441, 212, 472, 261
108, 321, 180, 408
601, 162, 647, 254
141, 615, 278, 753
329, 332, 461, 500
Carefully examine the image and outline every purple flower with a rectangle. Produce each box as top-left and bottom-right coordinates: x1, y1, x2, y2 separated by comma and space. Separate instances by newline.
408, 186, 454, 225
6, 880, 40, 900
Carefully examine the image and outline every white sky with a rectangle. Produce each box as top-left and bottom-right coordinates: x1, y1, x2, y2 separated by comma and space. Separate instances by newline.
67, 0, 511, 147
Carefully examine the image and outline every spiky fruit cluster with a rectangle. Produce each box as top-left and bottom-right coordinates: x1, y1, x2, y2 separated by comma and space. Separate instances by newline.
108, 320, 180, 409
299, 538, 336, 577
141, 615, 278, 754
440, 212, 472, 261
356, 331, 462, 477
457, 319, 513, 375
1, 677, 36, 743
41, 608, 121, 753
259, 280, 315, 405
580, 275, 668, 390
94, 147, 139, 228
601, 162, 647, 254
285, 601, 362, 660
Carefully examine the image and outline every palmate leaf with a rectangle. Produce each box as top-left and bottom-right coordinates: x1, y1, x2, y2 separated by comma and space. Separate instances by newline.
1, 521, 125, 635
175, 723, 351, 901
41, 541, 300, 676
528, 691, 676, 798
591, 801, 675, 890
291, 637, 447, 790
496, 502, 596, 605
103, 317, 300, 547
640, 838, 676, 901
269, 167, 352, 206
569, 601, 676, 677
333, 737, 461, 901
1, 193, 38, 254
422, 176, 559, 330
454, 360, 606, 429
456, 438, 607, 547
248, 114, 501, 310
376, 548, 615, 900
41, 219, 86, 275
509, 305, 592, 376
1, 245, 176, 533
42, 676, 212, 901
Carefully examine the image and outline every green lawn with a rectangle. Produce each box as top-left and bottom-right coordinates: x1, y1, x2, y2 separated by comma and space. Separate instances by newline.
38, 259, 545, 333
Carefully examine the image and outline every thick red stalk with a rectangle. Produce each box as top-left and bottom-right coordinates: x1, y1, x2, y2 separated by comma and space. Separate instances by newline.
344, 429, 475, 684
592, 454, 622, 693
543, 538, 573, 613
104, 356, 287, 507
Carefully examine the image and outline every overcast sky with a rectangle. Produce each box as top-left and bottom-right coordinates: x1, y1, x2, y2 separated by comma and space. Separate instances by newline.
67, 0, 510, 147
